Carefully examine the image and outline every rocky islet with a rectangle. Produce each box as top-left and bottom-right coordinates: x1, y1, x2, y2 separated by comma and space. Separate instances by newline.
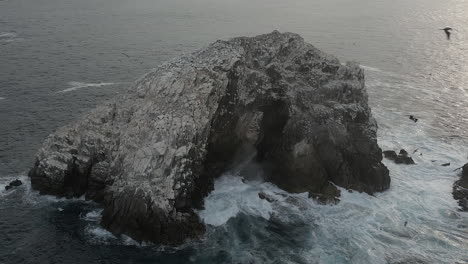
29, 31, 390, 245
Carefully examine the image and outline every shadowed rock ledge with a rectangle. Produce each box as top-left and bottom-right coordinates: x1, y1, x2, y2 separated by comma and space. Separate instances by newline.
29, 31, 390, 245
453, 163, 468, 211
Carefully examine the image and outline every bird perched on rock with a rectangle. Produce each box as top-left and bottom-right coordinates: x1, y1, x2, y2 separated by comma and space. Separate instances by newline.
440, 27, 453, 40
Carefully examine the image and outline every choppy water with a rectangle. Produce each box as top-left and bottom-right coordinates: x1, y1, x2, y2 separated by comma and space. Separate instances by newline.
1, 0, 468, 263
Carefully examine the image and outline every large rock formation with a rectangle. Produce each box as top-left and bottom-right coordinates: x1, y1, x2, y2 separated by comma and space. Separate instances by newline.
453, 163, 468, 211
29, 31, 390, 245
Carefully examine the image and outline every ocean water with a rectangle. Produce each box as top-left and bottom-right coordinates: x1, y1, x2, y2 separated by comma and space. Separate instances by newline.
1, 0, 467, 263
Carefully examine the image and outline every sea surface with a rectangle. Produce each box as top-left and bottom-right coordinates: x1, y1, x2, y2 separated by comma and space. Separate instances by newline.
1, 0, 468, 263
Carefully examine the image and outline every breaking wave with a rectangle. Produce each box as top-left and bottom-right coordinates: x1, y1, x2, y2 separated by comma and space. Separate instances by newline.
57, 81, 116, 93
0, 31, 23, 43
0, 32, 16, 38
360, 65, 383, 73
198, 176, 281, 226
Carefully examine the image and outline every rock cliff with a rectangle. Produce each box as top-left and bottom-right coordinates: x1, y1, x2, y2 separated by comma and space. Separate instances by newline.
453, 163, 468, 211
29, 31, 390, 245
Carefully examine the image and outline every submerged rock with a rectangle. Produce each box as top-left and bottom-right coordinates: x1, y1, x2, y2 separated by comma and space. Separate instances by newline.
453, 163, 468, 211
258, 192, 276, 203
309, 183, 341, 204
29, 31, 389, 245
4, 179, 22, 190
383, 149, 415, 165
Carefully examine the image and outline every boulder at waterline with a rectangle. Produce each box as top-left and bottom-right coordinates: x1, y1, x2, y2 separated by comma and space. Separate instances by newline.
29, 31, 390, 245
5, 179, 22, 190
258, 192, 276, 203
383, 149, 415, 165
453, 163, 468, 211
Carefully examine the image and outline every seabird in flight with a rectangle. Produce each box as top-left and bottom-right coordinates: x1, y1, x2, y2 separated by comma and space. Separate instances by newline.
440, 27, 453, 40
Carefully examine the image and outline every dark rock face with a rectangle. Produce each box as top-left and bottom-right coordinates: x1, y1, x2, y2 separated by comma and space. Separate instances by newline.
383, 150, 398, 160
383, 149, 415, 165
101, 188, 205, 245
399, 149, 408, 156
29, 31, 390, 245
5, 179, 22, 190
258, 192, 276, 203
453, 163, 468, 211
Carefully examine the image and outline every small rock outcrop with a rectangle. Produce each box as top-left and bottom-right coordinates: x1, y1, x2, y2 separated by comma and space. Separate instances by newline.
383, 149, 415, 165
258, 192, 276, 203
5, 179, 22, 190
29, 31, 390, 245
453, 163, 468, 211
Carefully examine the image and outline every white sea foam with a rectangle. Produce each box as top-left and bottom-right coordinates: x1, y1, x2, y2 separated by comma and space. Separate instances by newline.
0, 180, 8, 195
360, 64, 383, 72
81, 209, 103, 222
84, 225, 146, 246
356, 64, 408, 80
81, 209, 146, 246
198, 176, 279, 226
57, 81, 115, 93
0, 32, 22, 43
86, 226, 117, 244
340, 63, 382, 73
122, 235, 145, 246
0, 32, 17, 38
